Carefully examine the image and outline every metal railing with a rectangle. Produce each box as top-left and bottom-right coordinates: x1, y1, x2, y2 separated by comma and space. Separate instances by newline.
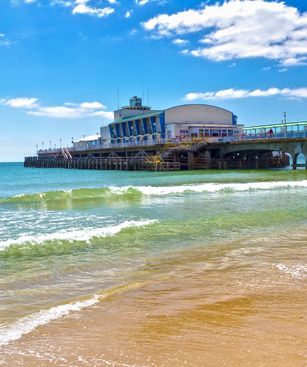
38, 139, 175, 154
237, 130, 307, 141
37, 130, 307, 155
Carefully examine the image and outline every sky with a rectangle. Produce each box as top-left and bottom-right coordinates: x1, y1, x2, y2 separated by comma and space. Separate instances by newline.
1, 0, 307, 161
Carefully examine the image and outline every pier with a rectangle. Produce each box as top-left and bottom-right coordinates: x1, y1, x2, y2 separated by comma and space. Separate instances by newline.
24, 96, 307, 171
26, 130, 307, 171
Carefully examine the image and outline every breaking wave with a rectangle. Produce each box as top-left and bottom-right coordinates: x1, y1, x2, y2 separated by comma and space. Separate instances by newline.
0, 187, 143, 208
0, 281, 150, 347
0, 219, 157, 252
0, 295, 100, 346
1, 180, 307, 207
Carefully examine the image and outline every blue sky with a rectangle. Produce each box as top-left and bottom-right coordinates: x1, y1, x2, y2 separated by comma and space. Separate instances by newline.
1, 0, 307, 161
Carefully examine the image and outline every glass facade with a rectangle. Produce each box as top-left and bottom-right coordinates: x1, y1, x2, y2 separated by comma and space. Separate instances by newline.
109, 112, 165, 143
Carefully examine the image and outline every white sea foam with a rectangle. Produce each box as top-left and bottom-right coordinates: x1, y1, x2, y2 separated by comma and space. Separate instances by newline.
4, 180, 307, 204
275, 263, 307, 279
109, 179, 307, 196
0, 295, 100, 347
0, 219, 157, 251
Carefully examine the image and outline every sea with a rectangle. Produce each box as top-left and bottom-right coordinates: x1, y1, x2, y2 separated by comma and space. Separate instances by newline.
0, 162, 306, 367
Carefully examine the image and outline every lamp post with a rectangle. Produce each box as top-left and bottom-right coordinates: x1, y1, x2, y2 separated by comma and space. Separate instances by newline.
282, 112, 287, 134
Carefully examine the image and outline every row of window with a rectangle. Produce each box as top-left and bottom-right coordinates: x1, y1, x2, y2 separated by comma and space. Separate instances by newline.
178, 129, 241, 138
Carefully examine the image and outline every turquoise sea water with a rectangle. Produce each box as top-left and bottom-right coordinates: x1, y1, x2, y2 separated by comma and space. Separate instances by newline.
0, 162, 307, 351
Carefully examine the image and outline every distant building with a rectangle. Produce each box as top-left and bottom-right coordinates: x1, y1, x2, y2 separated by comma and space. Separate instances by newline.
73, 134, 100, 150
76, 96, 243, 149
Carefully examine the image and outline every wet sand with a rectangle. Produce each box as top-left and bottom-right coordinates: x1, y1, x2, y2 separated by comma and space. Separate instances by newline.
1, 236, 306, 367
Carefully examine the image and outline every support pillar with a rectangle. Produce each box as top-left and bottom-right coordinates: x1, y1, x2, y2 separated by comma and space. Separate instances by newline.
292, 154, 297, 170
204, 150, 211, 169
188, 151, 194, 170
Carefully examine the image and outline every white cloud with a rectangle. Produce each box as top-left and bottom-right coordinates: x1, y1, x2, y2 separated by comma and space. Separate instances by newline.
135, 0, 167, 6
136, 0, 149, 5
1, 97, 113, 120
184, 88, 307, 101
173, 38, 188, 46
28, 105, 113, 119
125, 10, 132, 18
80, 101, 106, 109
72, 0, 114, 17
0, 33, 11, 47
143, 0, 307, 67
29, 106, 82, 118
2, 97, 39, 108
52, 0, 115, 18
90, 110, 114, 119
10, 0, 37, 3
51, 0, 73, 7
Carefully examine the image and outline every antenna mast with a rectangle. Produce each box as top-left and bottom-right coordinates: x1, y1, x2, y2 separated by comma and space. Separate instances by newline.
117, 89, 120, 109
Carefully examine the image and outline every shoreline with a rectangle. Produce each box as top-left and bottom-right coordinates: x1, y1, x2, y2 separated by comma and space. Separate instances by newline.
1, 229, 306, 366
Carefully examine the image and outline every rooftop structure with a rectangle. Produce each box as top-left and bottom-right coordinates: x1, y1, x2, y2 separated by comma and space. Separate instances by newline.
113, 96, 154, 121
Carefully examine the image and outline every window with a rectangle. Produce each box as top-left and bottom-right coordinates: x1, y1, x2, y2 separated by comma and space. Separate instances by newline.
180, 129, 189, 136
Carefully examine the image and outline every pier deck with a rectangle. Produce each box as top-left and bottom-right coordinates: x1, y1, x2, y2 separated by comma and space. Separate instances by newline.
25, 136, 297, 171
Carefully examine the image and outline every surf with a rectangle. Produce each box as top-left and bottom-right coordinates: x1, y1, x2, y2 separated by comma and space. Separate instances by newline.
0, 219, 157, 253
1, 179, 307, 208
0, 295, 100, 346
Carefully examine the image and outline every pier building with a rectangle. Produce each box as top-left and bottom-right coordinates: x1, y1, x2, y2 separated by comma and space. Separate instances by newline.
94, 96, 242, 148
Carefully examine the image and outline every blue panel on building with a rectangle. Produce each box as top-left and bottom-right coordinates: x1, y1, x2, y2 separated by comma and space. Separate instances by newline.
109, 125, 116, 143
128, 121, 134, 136
142, 118, 148, 134
135, 120, 141, 135
115, 124, 121, 137
232, 114, 238, 125
109, 125, 115, 138
159, 112, 166, 138
121, 122, 127, 137
150, 116, 156, 133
